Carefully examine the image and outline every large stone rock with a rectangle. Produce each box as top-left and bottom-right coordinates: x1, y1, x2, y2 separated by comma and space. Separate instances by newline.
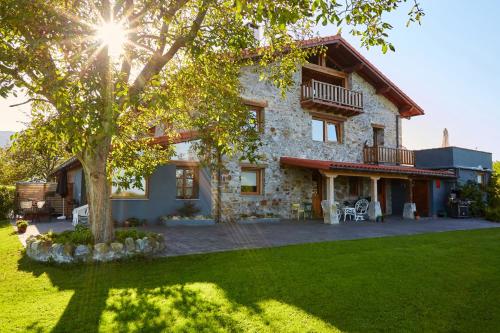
93, 243, 111, 261
28, 240, 52, 262
50, 243, 74, 263
110, 242, 124, 259
74, 244, 92, 262
136, 237, 153, 254
124, 237, 136, 254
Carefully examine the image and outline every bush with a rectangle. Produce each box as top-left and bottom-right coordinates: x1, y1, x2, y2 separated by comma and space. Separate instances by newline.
16, 219, 28, 233
115, 228, 147, 243
176, 201, 200, 217
459, 181, 486, 217
486, 206, 500, 222
52, 225, 94, 245
0, 186, 15, 219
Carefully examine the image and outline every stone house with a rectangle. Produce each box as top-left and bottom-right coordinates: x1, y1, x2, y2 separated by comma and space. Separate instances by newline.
52, 35, 457, 223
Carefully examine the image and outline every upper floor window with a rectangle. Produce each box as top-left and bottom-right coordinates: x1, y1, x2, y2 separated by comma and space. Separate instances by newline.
247, 107, 264, 132
372, 125, 385, 147
176, 166, 199, 199
477, 172, 486, 185
312, 118, 343, 143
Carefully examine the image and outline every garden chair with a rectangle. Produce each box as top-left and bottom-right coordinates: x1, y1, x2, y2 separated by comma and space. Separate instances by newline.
72, 204, 89, 227
19, 201, 34, 219
291, 203, 305, 220
354, 199, 370, 221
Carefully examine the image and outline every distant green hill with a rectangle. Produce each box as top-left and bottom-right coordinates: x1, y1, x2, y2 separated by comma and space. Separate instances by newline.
0, 131, 15, 148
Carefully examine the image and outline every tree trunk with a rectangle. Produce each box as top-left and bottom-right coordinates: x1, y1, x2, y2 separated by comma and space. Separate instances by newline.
81, 146, 114, 243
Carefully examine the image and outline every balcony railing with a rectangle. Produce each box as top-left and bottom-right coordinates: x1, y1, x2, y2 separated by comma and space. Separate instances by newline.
363, 146, 415, 166
301, 79, 363, 116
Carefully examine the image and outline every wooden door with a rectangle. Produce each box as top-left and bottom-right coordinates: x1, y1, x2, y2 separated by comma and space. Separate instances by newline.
412, 180, 430, 217
377, 179, 386, 214
312, 172, 323, 218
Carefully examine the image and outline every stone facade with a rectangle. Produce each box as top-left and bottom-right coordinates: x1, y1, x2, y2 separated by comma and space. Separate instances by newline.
214, 65, 401, 221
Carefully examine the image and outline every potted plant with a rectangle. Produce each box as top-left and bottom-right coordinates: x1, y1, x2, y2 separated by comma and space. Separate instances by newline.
16, 220, 28, 234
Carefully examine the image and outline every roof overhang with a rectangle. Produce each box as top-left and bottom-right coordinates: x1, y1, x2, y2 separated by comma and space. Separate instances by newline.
280, 157, 456, 179
245, 34, 424, 118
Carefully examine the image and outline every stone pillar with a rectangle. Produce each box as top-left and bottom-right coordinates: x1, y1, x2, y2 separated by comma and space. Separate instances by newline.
324, 174, 339, 224
368, 177, 382, 221
403, 179, 415, 219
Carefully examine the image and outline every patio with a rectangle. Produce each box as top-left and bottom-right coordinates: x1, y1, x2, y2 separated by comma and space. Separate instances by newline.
15, 217, 500, 257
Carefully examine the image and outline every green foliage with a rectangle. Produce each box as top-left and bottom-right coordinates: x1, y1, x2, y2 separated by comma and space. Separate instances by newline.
486, 164, 500, 222
459, 181, 486, 217
0, 185, 15, 219
114, 229, 148, 243
176, 201, 201, 217
15, 219, 28, 233
50, 225, 94, 246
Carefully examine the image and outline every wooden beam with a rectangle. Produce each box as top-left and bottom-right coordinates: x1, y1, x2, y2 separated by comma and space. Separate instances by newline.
399, 105, 413, 114
343, 63, 364, 73
241, 98, 268, 108
302, 63, 347, 79
321, 170, 410, 180
376, 85, 391, 94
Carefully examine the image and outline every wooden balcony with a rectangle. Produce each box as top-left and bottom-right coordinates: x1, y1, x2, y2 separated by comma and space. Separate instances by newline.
301, 79, 363, 117
363, 146, 415, 166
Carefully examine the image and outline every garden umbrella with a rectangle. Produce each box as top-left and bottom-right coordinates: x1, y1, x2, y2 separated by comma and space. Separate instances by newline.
56, 168, 68, 219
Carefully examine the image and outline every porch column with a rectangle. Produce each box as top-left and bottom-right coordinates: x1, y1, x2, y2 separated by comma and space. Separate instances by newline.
325, 174, 339, 224
368, 177, 382, 221
403, 178, 416, 219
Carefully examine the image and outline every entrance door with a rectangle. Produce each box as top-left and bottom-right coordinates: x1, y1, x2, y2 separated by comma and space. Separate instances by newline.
377, 179, 386, 214
412, 180, 430, 217
312, 172, 323, 218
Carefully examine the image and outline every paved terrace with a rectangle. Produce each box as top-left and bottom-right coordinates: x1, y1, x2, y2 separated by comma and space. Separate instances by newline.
15, 218, 500, 257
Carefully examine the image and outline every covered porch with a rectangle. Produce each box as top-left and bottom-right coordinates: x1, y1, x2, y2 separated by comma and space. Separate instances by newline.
281, 157, 456, 223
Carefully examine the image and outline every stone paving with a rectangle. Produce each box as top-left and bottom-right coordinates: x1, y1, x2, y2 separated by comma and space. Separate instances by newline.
14, 217, 500, 257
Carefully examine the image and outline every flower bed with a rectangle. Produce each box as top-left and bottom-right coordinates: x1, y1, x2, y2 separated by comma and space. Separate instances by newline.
25, 227, 166, 264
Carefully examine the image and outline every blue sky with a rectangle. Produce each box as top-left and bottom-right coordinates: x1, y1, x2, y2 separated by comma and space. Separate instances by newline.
1, 0, 498, 160
317, 0, 500, 160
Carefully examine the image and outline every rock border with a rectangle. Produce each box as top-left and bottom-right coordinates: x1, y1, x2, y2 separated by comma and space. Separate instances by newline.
26, 234, 166, 264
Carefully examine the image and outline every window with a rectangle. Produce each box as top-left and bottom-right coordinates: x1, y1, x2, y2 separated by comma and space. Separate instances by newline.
176, 167, 199, 199
477, 173, 485, 185
372, 126, 385, 146
312, 118, 343, 143
248, 107, 263, 132
241, 168, 263, 195
111, 178, 148, 199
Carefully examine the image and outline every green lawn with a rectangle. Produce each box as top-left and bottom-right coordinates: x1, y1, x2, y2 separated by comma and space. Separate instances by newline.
1, 221, 500, 333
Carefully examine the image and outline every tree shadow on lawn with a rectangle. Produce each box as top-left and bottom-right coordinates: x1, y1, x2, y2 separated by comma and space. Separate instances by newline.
17, 230, 500, 333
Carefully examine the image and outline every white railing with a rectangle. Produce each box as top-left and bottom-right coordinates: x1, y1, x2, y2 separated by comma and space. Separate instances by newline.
301, 79, 363, 110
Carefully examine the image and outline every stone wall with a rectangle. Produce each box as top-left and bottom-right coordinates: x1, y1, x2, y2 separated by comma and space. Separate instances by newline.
215, 65, 400, 221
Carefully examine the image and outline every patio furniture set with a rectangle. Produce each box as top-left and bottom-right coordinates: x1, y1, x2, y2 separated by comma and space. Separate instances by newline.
18, 200, 53, 222
292, 199, 370, 222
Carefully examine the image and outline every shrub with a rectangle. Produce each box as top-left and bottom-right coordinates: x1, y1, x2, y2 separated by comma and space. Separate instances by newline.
52, 225, 94, 245
0, 186, 15, 219
459, 181, 486, 217
115, 228, 147, 242
176, 201, 200, 217
16, 219, 28, 233
486, 206, 500, 222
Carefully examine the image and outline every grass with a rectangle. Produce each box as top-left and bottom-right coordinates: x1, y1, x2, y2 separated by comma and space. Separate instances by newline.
1, 220, 500, 332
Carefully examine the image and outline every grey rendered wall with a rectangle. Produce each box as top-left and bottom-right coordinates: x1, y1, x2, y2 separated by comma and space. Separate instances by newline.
429, 179, 449, 216
415, 148, 454, 169
111, 165, 212, 223
451, 147, 492, 170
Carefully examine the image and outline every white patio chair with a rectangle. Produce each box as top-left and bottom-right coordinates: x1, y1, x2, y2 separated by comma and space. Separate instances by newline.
354, 199, 369, 221
72, 204, 89, 226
